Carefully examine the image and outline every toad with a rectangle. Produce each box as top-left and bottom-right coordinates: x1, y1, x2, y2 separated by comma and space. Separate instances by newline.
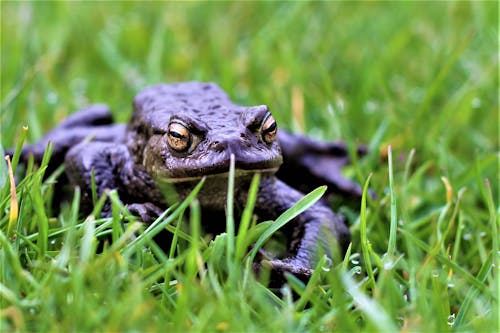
10, 82, 364, 278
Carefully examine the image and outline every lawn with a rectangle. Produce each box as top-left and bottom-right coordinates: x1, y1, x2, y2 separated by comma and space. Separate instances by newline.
1, 1, 498, 332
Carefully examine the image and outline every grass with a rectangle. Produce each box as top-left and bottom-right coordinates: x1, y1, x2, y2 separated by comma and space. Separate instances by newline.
1, 1, 498, 332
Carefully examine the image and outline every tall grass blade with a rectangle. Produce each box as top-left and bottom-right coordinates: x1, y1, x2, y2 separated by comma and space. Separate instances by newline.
10, 125, 28, 175
235, 173, 260, 260
226, 154, 235, 267
5, 156, 18, 237
123, 178, 205, 256
453, 252, 494, 329
386, 146, 397, 259
342, 273, 398, 332
248, 186, 327, 262
360, 173, 375, 290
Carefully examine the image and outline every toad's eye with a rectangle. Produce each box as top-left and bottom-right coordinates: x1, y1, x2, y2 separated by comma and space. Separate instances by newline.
167, 122, 191, 152
261, 114, 277, 144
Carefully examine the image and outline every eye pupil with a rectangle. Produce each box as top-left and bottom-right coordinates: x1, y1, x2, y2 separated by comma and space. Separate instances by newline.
262, 114, 277, 144
265, 121, 276, 133
170, 130, 185, 139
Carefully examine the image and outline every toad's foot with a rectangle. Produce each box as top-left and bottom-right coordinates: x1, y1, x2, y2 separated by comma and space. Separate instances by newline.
127, 203, 164, 223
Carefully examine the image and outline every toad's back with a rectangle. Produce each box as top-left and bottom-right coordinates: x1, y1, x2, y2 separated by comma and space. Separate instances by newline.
130, 82, 246, 132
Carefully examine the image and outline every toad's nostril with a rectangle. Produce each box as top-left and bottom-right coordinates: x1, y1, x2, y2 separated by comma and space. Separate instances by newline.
211, 141, 224, 152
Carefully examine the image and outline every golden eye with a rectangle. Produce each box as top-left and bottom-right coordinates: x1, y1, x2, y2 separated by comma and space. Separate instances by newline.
167, 122, 191, 152
262, 114, 277, 144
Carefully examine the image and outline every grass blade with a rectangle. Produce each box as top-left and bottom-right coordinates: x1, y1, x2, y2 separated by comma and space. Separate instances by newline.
249, 185, 327, 262
342, 273, 398, 332
400, 228, 495, 299
235, 173, 260, 260
453, 252, 494, 329
386, 146, 397, 258
226, 154, 235, 267
360, 173, 375, 291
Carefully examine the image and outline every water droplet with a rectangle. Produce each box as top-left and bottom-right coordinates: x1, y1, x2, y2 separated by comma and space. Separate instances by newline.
280, 286, 291, 298
46, 92, 58, 105
463, 233, 472, 240
432, 269, 439, 278
409, 87, 425, 103
350, 253, 360, 265
447, 313, 456, 326
327, 103, 334, 116
384, 260, 394, 270
71, 78, 87, 99
322, 257, 333, 272
350, 266, 362, 275
471, 97, 481, 109
447, 282, 455, 288
336, 96, 345, 113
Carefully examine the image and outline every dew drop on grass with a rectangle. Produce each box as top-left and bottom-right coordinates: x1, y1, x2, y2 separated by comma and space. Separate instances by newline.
104, 17, 121, 36
327, 103, 334, 116
463, 233, 472, 240
19, 4, 32, 24
363, 100, 378, 114
335, 96, 345, 114
447, 313, 456, 326
383, 260, 394, 270
409, 87, 425, 103
46, 92, 58, 105
280, 286, 291, 298
447, 281, 455, 288
350, 266, 362, 275
432, 269, 439, 278
70, 78, 87, 95
350, 253, 360, 265
471, 97, 481, 109
322, 257, 333, 272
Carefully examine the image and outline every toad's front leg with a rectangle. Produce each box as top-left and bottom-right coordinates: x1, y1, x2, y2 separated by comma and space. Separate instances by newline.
65, 141, 164, 221
255, 176, 350, 280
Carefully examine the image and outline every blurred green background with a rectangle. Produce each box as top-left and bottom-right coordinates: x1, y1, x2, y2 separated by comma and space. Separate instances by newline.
2, 1, 497, 157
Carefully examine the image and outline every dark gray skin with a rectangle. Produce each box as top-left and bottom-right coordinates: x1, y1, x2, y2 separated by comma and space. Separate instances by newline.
11, 82, 364, 279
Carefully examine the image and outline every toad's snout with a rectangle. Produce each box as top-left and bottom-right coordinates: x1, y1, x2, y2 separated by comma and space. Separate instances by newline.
209, 136, 251, 155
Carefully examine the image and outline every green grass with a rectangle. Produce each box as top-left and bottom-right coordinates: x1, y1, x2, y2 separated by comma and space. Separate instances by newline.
1, 1, 498, 332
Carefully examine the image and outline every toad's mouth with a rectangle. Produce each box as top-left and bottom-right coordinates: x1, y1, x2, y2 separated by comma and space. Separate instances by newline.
156, 166, 280, 184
